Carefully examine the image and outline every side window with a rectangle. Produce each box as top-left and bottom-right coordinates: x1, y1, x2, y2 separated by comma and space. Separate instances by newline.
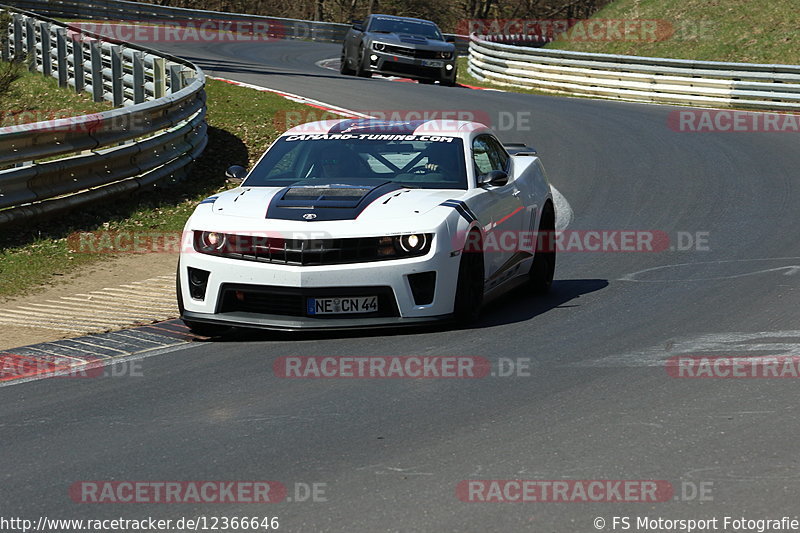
472, 135, 507, 176
487, 137, 509, 171
472, 137, 495, 176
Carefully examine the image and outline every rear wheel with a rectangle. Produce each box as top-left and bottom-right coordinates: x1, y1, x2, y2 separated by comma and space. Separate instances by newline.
453, 232, 485, 324
176, 265, 231, 337
339, 48, 354, 75
528, 203, 556, 295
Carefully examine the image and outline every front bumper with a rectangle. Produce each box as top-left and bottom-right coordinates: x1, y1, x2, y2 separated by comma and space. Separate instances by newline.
179, 243, 461, 330
181, 310, 452, 331
366, 49, 456, 81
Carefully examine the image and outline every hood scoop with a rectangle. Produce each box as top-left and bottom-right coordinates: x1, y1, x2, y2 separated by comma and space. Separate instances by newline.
266, 180, 403, 221
281, 185, 373, 207
398, 33, 428, 45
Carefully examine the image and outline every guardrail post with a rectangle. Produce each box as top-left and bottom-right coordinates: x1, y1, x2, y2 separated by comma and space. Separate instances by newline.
90, 40, 103, 102
1, 16, 9, 62
132, 51, 145, 104
55, 27, 67, 87
40, 22, 51, 77
72, 34, 84, 93
111, 44, 123, 106
169, 63, 183, 93
153, 56, 166, 99
12, 14, 22, 61
25, 17, 35, 71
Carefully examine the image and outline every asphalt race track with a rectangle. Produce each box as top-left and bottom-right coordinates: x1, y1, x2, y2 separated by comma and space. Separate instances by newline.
2, 38, 800, 531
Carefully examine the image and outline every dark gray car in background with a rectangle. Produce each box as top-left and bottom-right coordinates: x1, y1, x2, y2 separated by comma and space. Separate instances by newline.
340, 14, 457, 85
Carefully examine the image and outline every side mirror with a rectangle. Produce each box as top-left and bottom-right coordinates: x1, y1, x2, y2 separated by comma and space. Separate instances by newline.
225, 165, 247, 182
480, 170, 508, 187
352, 20, 363, 30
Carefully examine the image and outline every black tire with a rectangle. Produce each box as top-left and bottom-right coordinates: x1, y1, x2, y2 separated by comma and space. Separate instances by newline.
339, 48, 354, 75
453, 232, 485, 324
176, 264, 231, 337
355, 44, 371, 78
528, 203, 556, 295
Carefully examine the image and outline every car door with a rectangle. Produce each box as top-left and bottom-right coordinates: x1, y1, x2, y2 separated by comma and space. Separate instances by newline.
468, 135, 526, 287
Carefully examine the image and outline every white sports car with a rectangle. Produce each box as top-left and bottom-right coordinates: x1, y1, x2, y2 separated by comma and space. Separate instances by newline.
177, 119, 555, 335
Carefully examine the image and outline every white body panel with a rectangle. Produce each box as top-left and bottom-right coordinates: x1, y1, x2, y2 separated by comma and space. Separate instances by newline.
178, 119, 554, 330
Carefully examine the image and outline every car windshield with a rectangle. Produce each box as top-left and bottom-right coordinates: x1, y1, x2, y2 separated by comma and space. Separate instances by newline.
244, 134, 468, 190
368, 17, 443, 40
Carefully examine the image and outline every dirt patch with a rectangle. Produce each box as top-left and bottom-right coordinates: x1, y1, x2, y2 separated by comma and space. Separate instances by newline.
0, 252, 179, 350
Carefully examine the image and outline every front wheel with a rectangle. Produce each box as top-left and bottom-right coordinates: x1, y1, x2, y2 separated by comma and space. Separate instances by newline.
453, 240, 485, 325
339, 48, 354, 75
355, 45, 371, 77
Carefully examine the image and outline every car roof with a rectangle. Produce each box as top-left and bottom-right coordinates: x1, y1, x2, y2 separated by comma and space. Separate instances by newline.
368, 14, 438, 25
282, 118, 489, 137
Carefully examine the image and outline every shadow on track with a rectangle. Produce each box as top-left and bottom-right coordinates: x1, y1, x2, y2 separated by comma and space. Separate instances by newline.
201, 278, 609, 344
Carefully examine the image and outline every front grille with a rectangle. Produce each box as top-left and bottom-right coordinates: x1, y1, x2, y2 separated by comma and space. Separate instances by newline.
380, 63, 442, 77
218, 284, 399, 318
377, 44, 449, 60
226, 236, 382, 265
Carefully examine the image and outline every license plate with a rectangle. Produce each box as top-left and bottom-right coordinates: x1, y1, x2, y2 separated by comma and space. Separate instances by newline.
307, 296, 378, 315
421, 59, 443, 67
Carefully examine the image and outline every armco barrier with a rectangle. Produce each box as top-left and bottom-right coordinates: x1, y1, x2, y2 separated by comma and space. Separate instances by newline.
468, 37, 800, 111
0, 4, 206, 225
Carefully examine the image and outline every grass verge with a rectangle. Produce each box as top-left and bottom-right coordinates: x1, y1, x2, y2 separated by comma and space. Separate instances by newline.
545, 0, 800, 65
0, 76, 321, 299
0, 67, 111, 126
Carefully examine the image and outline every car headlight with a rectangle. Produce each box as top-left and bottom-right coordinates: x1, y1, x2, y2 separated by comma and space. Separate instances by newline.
196, 231, 227, 253
399, 233, 427, 253
437, 51, 453, 59
373, 42, 387, 52
377, 234, 432, 258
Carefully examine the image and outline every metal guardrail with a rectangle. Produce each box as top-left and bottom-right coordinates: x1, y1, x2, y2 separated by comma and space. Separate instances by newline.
0, 4, 206, 225
3, 0, 471, 54
468, 37, 800, 111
